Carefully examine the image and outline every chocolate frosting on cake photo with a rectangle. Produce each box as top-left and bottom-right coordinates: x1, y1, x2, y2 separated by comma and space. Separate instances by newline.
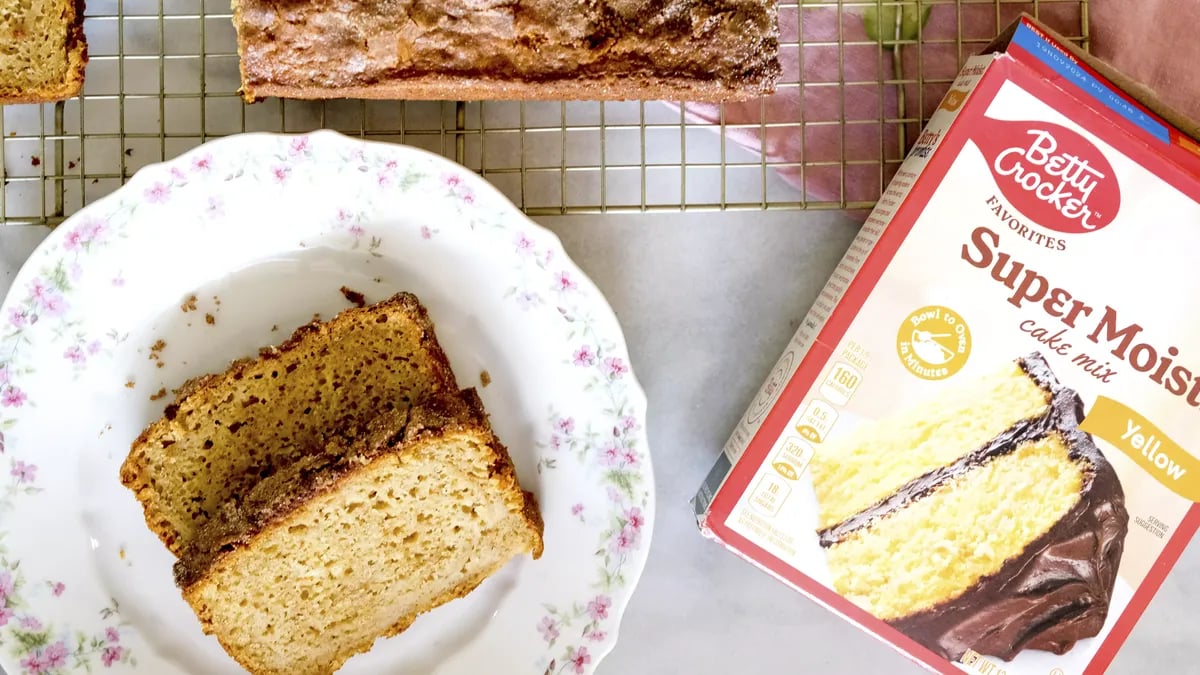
808, 352, 1129, 662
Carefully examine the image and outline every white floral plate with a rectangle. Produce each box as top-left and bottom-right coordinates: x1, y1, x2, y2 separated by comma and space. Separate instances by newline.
0, 131, 653, 675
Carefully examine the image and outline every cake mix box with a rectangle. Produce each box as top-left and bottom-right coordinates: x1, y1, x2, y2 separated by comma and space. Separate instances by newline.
693, 16, 1200, 675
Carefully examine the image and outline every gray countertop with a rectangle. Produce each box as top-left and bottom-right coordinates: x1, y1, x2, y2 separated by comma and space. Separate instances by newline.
1, 212, 1196, 674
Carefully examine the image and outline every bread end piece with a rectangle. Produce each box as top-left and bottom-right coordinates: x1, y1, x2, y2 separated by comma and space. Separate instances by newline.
0, 0, 88, 104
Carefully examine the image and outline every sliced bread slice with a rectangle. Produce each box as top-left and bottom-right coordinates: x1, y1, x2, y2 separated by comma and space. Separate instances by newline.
0, 0, 87, 103
121, 292, 460, 557
175, 388, 544, 675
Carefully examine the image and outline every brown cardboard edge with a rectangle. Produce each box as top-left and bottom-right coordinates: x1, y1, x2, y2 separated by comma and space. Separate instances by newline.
986, 14, 1200, 142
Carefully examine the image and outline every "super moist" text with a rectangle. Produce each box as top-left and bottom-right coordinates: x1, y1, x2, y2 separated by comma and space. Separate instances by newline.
962, 225, 1200, 406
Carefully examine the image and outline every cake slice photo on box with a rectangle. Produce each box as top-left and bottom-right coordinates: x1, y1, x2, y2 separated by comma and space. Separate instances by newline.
808, 352, 1129, 662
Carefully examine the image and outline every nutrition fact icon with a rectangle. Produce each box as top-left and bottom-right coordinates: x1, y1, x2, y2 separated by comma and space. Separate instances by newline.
896, 305, 972, 380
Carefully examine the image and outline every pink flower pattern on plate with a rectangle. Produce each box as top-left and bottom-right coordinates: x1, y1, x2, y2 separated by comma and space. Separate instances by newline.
63, 229, 84, 251
556, 270, 578, 292
102, 646, 124, 667
20, 651, 46, 674
63, 346, 85, 364
44, 641, 67, 669
586, 595, 611, 620
537, 616, 560, 643
51, 582, 65, 597
599, 443, 622, 466
573, 345, 596, 366
144, 182, 171, 204
609, 525, 639, 555
602, 357, 628, 379
568, 647, 591, 674
11, 460, 36, 483
516, 291, 540, 310
1, 387, 26, 408
625, 507, 645, 531
514, 232, 535, 255
206, 196, 225, 219
81, 219, 107, 243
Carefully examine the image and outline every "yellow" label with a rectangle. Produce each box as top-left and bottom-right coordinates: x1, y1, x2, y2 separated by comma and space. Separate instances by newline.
1080, 396, 1200, 502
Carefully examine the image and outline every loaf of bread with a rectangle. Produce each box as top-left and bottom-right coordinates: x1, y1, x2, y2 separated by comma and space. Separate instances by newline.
175, 388, 544, 675
0, 0, 87, 103
121, 292, 460, 557
231, 0, 780, 102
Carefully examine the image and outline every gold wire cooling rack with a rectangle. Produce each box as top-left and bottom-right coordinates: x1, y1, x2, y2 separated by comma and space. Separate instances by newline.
0, 0, 1088, 225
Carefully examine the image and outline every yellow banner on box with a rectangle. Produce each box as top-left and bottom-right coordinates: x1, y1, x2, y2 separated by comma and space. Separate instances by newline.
1080, 396, 1200, 502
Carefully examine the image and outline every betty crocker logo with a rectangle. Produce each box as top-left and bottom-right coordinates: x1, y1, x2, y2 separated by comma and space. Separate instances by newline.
973, 117, 1120, 233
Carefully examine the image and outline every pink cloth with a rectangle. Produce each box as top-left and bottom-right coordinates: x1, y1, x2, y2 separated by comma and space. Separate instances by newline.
1090, 0, 1200, 122
674, 2, 1143, 207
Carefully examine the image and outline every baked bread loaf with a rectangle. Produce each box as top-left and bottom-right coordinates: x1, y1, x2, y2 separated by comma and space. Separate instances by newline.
231, 0, 780, 102
175, 388, 544, 675
121, 292, 459, 557
0, 0, 87, 103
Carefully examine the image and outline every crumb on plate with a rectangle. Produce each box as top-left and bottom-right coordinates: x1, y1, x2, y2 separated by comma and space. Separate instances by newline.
340, 286, 366, 308
150, 388, 167, 401
480, 370, 492, 387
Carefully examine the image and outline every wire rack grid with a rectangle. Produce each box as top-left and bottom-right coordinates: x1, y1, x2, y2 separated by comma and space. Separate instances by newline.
0, 0, 1088, 226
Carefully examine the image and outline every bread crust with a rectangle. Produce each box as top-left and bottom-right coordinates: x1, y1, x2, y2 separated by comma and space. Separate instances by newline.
242, 73, 773, 104
0, 0, 88, 104
120, 292, 460, 555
